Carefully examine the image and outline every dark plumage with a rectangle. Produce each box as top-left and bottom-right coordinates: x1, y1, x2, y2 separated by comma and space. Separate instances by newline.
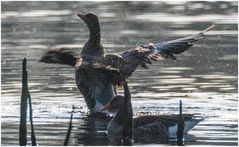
101, 82, 203, 138
40, 12, 214, 112
39, 48, 77, 66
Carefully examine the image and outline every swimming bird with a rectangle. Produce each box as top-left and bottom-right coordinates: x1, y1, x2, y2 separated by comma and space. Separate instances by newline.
100, 82, 203, 140
40, 12, 215, 113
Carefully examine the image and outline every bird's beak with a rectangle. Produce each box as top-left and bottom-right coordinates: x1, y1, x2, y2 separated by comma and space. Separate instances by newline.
100, 103, 111, 112
77, 13, 86, 20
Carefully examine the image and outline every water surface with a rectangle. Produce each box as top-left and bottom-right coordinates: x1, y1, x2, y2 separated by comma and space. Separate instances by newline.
1, 1, 238, 146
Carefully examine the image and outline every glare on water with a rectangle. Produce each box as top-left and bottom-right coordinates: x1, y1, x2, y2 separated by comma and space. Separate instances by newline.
1, 1, 238, 146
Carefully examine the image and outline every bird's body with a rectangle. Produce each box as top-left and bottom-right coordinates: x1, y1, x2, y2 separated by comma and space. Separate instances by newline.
133, 114, 202, 138
101, 83, 203, 139
40, 12, 214, 112
106, 114, 202, 139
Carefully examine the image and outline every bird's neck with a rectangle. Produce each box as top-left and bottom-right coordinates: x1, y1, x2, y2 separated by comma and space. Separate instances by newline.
80, 22, 104, 58
88, 24, 101, 44
107, 109, 125, 133
113, 109, 125, 125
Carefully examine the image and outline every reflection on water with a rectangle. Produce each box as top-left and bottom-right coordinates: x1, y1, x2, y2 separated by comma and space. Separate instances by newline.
1, 1, 238, 146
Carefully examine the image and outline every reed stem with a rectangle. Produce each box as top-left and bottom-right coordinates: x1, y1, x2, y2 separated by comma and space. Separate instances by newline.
19, 58, 28, 146
28, 91, 37, 146
19, 58, 37, 146
122, 81, 133, 145
64, 106, 75, 146
177, 100, 185, 146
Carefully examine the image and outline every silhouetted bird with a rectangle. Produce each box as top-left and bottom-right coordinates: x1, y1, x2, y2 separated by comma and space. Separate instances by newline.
100, 82, 203, 139
40, 12, 214, 113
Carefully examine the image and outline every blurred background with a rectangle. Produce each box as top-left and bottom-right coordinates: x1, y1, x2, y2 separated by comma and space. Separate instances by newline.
1, 1, 238, 146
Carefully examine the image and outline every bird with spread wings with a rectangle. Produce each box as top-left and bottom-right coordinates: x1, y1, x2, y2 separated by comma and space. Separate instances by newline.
40, 13, 215, 113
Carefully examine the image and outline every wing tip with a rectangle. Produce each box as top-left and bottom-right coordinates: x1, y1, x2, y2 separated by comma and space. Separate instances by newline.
201, 24, 216, 34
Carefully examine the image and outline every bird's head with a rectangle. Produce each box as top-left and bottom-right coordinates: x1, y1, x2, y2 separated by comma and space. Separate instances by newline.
100, 95, 125, 111
77, 12, 100, 31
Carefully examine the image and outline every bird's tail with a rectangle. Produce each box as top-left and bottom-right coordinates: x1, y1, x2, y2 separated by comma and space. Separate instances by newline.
39, 48, 78, 66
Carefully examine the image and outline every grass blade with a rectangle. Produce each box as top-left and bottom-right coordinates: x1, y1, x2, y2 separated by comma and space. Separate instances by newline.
28, 90, 37, 146
19, 58, 28, 146
177, 100, 185, 146
64, 106, 75, 146
122, 82, 133, 145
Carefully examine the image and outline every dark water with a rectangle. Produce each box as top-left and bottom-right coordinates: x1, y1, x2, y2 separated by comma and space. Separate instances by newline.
1, 1, 238, 146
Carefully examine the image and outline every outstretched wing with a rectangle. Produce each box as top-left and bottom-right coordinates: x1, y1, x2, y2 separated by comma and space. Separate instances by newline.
39, 48, 78, 66
40, 48, 119, 72
112, 24, 215, 82
153, 24, 215, 60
